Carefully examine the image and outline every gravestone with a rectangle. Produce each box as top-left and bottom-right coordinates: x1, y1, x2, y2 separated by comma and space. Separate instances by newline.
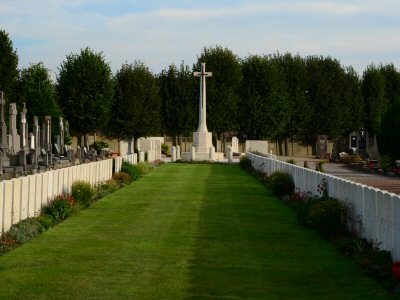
8, 103, 20, 153
316, 135, 328, 158
232, 136, 239, 153
59, 117, 64, 155
18, 103, 29, 168
0, 92, 10, 167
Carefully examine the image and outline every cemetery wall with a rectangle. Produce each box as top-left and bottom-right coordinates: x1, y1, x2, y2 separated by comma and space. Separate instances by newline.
0, 153, 138, 234
247, 152, 400, 261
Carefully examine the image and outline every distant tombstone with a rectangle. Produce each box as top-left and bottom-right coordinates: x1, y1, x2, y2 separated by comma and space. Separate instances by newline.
20, 103, 28, 150
54, 144, 60, 156
41, 148, 47, 155
216, 140, 222, 153
0, 91, 8, 151
316, 135, 328, 158
59, 117, 64, 155
44, 116, 52, 153
83, 146, 87, 155
209, 146, 215, 160
176, 145, 181, 160
231, 136, 239, 153
29, 133, 35, 149
9, 103, 20, 153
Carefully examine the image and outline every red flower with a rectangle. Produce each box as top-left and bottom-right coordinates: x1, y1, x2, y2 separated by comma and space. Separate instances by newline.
392, 261, 400, 280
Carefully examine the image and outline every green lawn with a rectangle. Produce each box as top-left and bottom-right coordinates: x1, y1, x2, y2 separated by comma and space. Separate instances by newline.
0, 164, 391, 299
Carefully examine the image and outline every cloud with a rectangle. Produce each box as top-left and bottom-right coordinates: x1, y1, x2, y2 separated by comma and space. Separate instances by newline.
1, 0, 400, 78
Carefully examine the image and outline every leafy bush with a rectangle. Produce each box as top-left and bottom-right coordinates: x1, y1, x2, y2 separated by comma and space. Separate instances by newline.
71, 181, 94, 207
239, 156, 253, 172
268, 171, 295, 197
3, 218, 44, 244
306, 198, 346, 237
380, 154, 395, 173
315, 161, 325, 172
43, 194, 77, 224
121, 161, 142, 181
95, 179, 120, 199
91, 140, 109, 153
37, 215, 53, 230
112, 172, 132, 187
137, 161, 154, 176
286, 159, 296, 165
161, 143, 170, 156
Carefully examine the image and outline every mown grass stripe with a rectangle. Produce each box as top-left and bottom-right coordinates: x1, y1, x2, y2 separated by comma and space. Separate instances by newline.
0, 164, 390, 299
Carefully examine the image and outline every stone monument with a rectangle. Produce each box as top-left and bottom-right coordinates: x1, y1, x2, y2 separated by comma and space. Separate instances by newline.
181, 63, 223, 161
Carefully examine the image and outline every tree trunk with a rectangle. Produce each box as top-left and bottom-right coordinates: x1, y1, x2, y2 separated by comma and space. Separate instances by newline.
178, 134, 182, 148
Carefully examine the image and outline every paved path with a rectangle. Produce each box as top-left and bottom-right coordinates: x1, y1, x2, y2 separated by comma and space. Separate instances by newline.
324, 163, 400, 195
277, 156, 400, 195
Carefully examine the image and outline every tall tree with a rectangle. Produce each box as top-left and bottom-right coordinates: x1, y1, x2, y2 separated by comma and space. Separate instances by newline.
276, 53, 311, 141
340, 67, 364, 133
111, 61, 161, 150
0, 29, 19, 103
17, 62, 61, 125
158, 62, 196, 144
305, 56, 346, 139
194, 46, 241, 144
377, 64, 400, 158
362, 65, 386, 135
239, 55, 290, 141
56, 47, 114, 140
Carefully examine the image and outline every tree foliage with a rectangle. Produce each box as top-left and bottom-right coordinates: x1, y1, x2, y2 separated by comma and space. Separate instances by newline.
17, 62, 61, 124
376, 64, 400, 158
240, 55, 290, 139
362, 65, 386, 135
158, 62, 196, 137
110, 61, 161, 143
0, 29, 19, 103
56, 47, 114, 135
194, 46, 241, 136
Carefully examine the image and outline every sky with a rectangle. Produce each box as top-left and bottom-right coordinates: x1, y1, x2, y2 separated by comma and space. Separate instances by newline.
1, 0, 400, 79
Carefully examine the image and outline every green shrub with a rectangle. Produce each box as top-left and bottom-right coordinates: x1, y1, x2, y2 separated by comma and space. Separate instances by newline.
239, 156, 252, 171
37, 215, 53, 230
286, 159, 296, 165
91, 140, 109, 153
95, 179, 120, 199
137, 161, 154, 176
43, 194, 77, 224
268, 171, 295, 197
112, 172, 132, 187
380, 154, 395, 173
121, 161, 142, 181
161, 143, 170, 156
4, 218, 44, 244
71, 181, 94, 207
315, 161, 325, 172
306, 198, 346, 237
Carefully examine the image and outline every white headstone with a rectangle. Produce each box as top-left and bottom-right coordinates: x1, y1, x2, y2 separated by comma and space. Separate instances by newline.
232, 136, 239, 153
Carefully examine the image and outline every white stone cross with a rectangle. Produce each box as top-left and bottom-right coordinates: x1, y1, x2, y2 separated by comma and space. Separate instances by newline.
194, 63, 212, 133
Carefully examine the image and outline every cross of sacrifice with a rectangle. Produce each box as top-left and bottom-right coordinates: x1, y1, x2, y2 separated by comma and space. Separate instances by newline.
193, 63, 212, 133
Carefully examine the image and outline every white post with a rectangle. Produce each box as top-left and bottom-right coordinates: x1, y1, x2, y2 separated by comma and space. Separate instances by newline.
171, 146, 176, 162
176, 145, 181, 160
191, 146, 196, 161
228, 146, 233, 163
209, 146, 215, 160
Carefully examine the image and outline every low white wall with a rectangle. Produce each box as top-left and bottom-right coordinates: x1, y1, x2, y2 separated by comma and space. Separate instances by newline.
247, 152, 400, 261
0, 159, 114, 233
